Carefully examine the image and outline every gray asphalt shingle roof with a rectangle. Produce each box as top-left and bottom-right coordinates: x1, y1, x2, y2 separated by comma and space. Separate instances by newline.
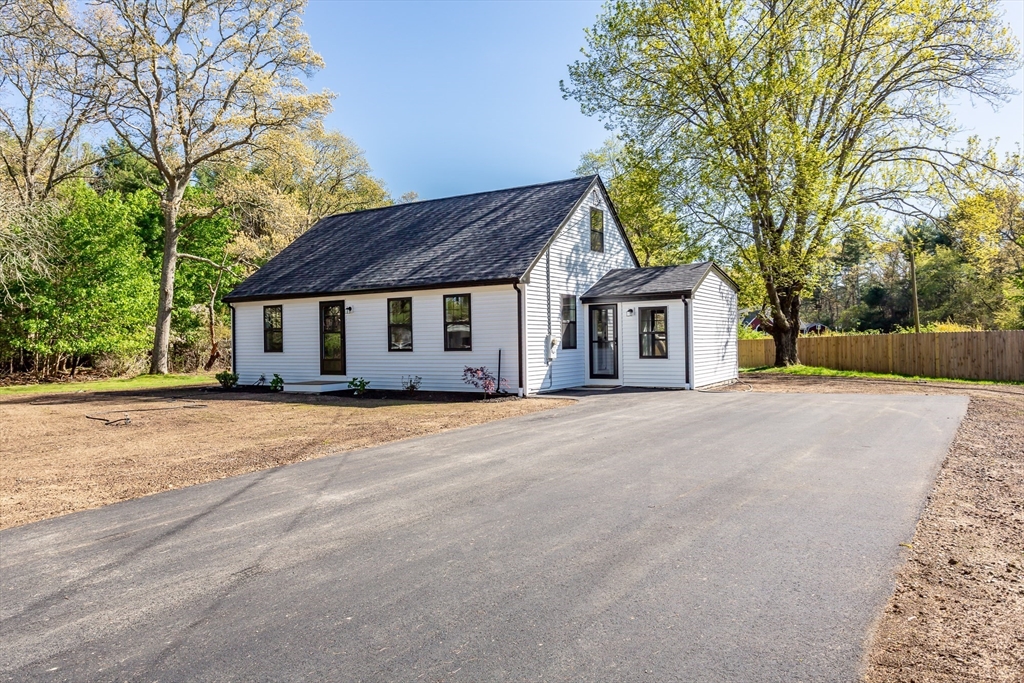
223, 175, 601, 302
581, 263, 735, 302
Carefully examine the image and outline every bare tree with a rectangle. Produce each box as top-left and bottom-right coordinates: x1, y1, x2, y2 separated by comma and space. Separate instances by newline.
0, 183, 57, 303
46, 0, 333, 373
0, 0, 105, 204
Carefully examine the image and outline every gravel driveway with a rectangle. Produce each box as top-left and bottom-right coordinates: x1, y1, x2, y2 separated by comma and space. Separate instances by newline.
0, 390, 966, 682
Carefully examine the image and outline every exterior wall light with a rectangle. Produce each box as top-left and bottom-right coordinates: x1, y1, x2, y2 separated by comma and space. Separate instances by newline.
626, 308, 634, 317
345, 306, 353, 313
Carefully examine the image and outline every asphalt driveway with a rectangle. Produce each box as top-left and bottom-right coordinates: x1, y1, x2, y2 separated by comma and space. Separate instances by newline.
0, 390, 967, 682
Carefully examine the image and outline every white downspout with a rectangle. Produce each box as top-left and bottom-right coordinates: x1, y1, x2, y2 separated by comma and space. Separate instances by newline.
683, 293, 695, 389
520, 281, 529, 396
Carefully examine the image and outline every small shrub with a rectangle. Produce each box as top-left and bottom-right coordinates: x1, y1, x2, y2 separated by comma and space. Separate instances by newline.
215, 370, 238, 389
462, 366, 509, 397
402, 375, 422, 392
893, 321, 979, 333
269, 373, 284, 392
348, 376, 370, 395
737, 325, 770, 340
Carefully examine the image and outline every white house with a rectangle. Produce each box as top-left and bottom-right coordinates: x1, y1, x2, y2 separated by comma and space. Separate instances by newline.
222, 176, 738, 394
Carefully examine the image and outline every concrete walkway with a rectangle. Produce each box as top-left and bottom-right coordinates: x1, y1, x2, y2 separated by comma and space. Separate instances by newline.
0, 391, 967, 682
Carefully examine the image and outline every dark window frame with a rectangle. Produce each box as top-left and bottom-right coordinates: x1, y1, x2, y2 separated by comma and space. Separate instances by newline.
560, 295, 577, 349
319, 300, 346, 375
639, 306, 668, 359
263, 305, 283, 353
589, 207, 604, 252
387, 297, 413, 352
443, 293, 472, 351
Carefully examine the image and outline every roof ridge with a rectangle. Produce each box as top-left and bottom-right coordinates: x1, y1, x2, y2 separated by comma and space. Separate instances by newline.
320, 175, 599, 220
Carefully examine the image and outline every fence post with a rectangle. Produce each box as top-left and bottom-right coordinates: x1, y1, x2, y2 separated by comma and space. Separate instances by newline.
887, 334, 893, 374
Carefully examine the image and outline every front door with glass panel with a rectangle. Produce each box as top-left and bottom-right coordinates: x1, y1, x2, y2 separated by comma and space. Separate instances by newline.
320, 301, 345, 375
589, 304, 618, 379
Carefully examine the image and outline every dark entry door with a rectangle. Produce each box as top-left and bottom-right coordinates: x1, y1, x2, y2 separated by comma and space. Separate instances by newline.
589, 304, 618, 379
320, 301, 345, 375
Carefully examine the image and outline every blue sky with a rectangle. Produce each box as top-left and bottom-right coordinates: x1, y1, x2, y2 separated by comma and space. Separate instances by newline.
304, 0, 1024, 201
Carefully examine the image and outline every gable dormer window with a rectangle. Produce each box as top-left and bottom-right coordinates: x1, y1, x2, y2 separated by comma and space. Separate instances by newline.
590, 207, 604, 252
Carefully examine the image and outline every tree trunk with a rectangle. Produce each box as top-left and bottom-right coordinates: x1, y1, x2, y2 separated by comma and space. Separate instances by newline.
909, 246, 921, 333
150, 187, 184, 374
770, 288, 801, 366
203, 271, 224, 371
772, 323, 800, 366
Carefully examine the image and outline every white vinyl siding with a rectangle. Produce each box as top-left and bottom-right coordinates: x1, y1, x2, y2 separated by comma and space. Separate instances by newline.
524, 187, 636, 393
619, 300, 688, 388
232, 285, 519, 393
692, 270, 739, 388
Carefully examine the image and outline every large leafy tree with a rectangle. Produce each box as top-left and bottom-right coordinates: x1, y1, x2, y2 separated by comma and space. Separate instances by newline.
564, 0, 1021, 364
46, 0, 333, 373
0, 183, 155, 375
576, 139, 706, 266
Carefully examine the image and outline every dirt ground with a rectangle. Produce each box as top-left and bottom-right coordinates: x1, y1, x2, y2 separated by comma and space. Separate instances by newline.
719, 374, 1024, 683
3, 375, 1020, 681
0, 388, 572, 530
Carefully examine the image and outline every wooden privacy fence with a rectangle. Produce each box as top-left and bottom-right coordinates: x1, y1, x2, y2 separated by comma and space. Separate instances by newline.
739, 331, 1024, 382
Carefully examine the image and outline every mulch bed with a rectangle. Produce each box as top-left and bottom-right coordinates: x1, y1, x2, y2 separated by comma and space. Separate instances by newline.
214, 385, 520, 403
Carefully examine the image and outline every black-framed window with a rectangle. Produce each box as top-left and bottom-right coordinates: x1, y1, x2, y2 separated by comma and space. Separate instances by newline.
263, 305, 283, 352
639, 307, 668, 358
590, 207, 604, 252
320, 301, 345, 374
388, 297, 413, 351
560, 295, 577, 349
443, 294, 471, 351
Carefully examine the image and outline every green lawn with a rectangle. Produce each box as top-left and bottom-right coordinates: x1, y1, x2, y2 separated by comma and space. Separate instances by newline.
741, 364, 1023, 386
0, 373, 217, 396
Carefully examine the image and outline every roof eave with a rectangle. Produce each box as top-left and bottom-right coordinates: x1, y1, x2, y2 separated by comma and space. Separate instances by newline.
690, 262, 741, 294
580, 290, 690, 304
222, 277, 521, 304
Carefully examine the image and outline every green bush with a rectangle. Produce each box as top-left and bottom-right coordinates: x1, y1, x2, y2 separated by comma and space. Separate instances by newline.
347, 377, 370, 395
215, 370, 238, 389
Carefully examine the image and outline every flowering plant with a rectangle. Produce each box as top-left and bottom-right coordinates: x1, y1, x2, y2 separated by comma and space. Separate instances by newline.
462, 366, 510, 397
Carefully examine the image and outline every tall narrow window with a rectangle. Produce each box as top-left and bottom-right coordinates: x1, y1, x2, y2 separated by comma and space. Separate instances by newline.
320, 301, 345, 374
639, 307, 668, 358
388, 297, 413, 351
590, 207, 604, 252
263, 305, 283, 352
560, 295, 577, 349
443, 294, 471, 350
